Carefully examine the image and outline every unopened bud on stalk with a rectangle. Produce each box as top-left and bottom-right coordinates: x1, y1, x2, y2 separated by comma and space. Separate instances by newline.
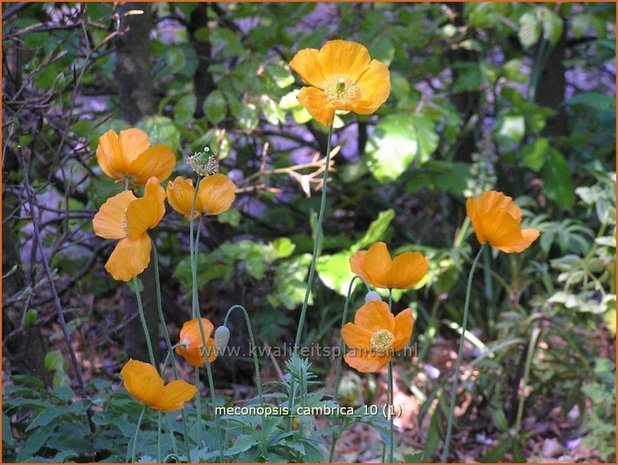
214, 326, 230, 355
365, 291, 382, 303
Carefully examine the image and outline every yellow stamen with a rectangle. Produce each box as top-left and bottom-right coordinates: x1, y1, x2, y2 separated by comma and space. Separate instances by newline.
370, 329, 395, 354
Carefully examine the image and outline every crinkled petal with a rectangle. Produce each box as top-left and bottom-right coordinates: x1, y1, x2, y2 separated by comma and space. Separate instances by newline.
155, 380, 198, 411
144, 177, 166, 226
92, 190, 136, 240
105, 235, 152, 281
343, 353, 391, 373
297, 87, 336, 126
478, 190, 522, 221
317, 40, 371, 82
176, 338, 217, 367
120, 359, 164, 408
119, 128, 150, 165
129, 145, 176, 185
495, 227, 540, 253
361, 242, 393, 288
483, 208, 526, 251
341, 323, 372, 350
167, 177, 199, 218
349, 251, 369, 280
354, 301, 395, 333
289, 48, 327, 89
393, 308, 414, 351
178, 318, 214, 350
96, 130, 129, 181
386, 252, 429, 290
197, 174, 236, 216
466, 196, 487, 245
351, 60, 391, 115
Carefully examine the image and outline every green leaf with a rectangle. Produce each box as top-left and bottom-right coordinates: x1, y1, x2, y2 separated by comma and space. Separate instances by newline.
316, 252, 355, 296
481, 436, 512, 462
203, 90, 227, 125
564, 92, 616, 112
540, 7, 564, 46
260, 95, 285, 125
138, 116, 181, 152
365, 114, 438, 182
518, 11, 541, 48
352, 209, 395, 251
44, 350, 65, 373
521, 138, 549, 171
15, 427, 53, 461
267, 64, 294, 89
173, 94, 196, 126
3, 413, 13, 446
273, 238, 296, 259
26, 407, 68, 432
226, 435, 258, 456
237, 103, 259, 132
23, 309, 38, 328
496, 114, 525, 146
543, 148, 575, 209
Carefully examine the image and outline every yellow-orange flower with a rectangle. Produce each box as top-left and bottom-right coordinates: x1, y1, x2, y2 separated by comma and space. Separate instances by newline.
466, 191, 540, 253
350, 242, 429, 290
120, 359, 197, 411
342, 301, 413, 373
96, 128, 176, 185
92, 176, 165, 281
175, 318, 217, 367
289, 39, 390, 126
166, 174, 236, 218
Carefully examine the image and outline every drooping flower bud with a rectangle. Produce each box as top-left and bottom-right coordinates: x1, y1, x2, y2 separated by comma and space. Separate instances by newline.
365, 291, 382, 303
214, 326, 230, 355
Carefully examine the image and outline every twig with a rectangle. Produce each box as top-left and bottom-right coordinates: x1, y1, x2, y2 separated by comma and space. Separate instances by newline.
20, 152, 96, 435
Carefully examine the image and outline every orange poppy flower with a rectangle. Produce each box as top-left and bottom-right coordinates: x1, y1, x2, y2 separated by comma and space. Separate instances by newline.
96, 128, 176, 185
166, 174, 236, 218
466, 191, 540, 253
175, 318, 217, 367
289, 39, 390, 126
120, 359, 197, 412
342, 301, 413, 373
92, 176, 165, 281
350, 242, 429, 290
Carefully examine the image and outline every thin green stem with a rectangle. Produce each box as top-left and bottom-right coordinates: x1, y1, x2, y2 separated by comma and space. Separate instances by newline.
194, 369, 202, 449
131, 279, 155, 366
293, 122, 335, 351
190, 216, 224, 461
223, 305, 267, 458
387, 289, 394, 463
329, 276, 371, 462
124, 177, 130, 191
288, 122, 334, 433
441, 245, 485, 462
152, 243, 192, 458
157, 412, 162, 462
165, 415, 179, 457
388, 361, 394, 463
131, 406, 146, 463
515, 324, 541, 433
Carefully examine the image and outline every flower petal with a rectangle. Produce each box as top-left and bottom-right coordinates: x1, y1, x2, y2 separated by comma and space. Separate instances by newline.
167, 177, 199, 218
178, 318, 215, 350
343, 353, 390, 373
92, 190, 136, 239
393, 308, 414, 351
289, 48, 327, 89
350, 60, 391, 115
197, 174, 236, 215
317, 40, 371, 82
495, 227, 540, 253
119, 128, 150, 165
129, 144, 176, 185
349, 250, 368, 280
297, 87, 336, 126
120, 359, 164, 408
466, 196, 488, 245
155, 380, 198, 411
176, 338, 217, 367
341, 322, 372, 349
386, 251, 429, 290
354, 301, 395, 333
360, 242, 393, 288
96, 130, 129, 181
478, 190, 522, 221
144, 177, 166, 226
105, 235, 152, 281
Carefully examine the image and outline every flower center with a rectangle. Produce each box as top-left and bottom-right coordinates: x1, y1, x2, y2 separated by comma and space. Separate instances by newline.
370, 329, 395, 354
324, 75, 360, 106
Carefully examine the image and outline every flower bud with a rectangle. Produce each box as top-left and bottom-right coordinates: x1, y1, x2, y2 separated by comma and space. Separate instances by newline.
214, 326, 230, 355
365, 291, 382, 303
